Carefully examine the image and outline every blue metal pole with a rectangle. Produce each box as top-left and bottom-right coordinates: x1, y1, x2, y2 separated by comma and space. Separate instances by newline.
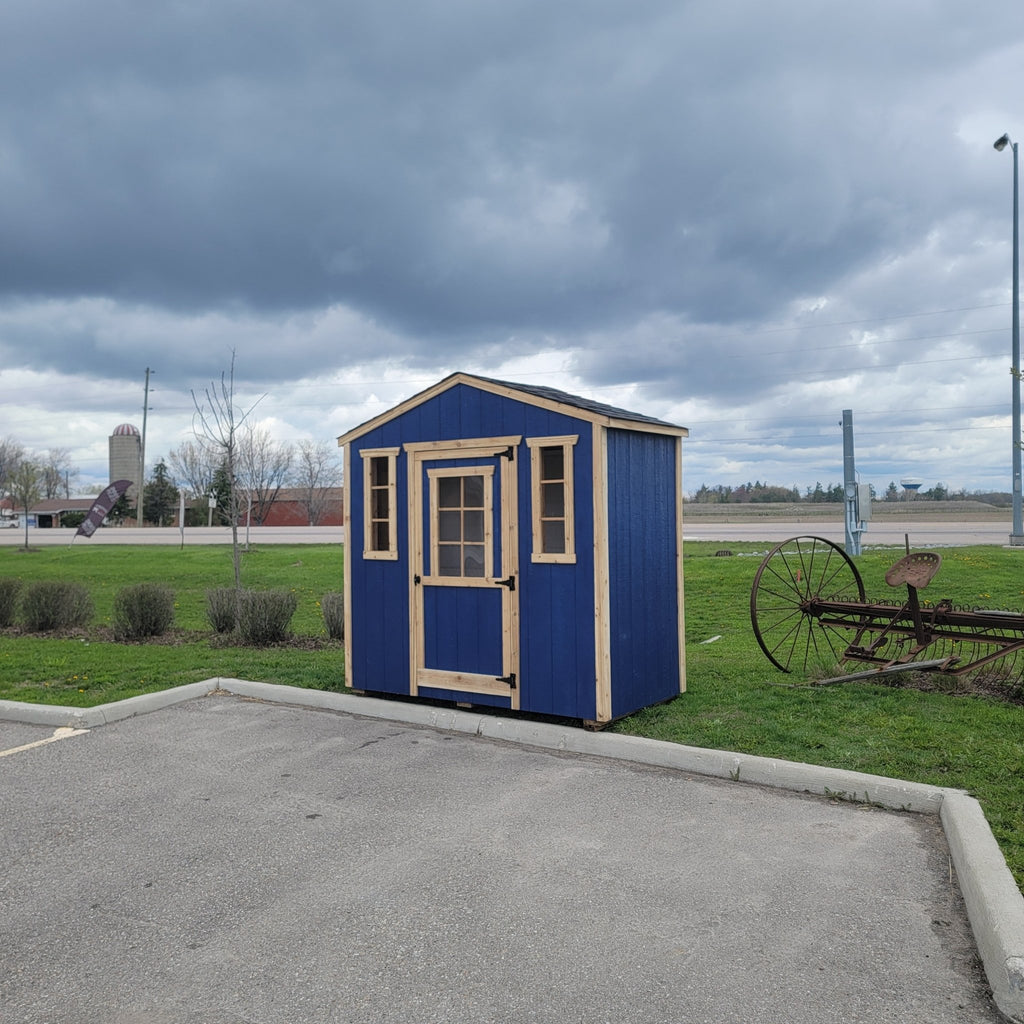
842, 409, 861, 555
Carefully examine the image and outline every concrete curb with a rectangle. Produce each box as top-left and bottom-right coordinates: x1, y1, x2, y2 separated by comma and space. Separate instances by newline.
1, 681, 215, 729
3, 679, 1022, 1021
942, 793, 1024, 1021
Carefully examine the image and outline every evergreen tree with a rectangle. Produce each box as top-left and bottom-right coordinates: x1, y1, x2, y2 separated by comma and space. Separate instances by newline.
143, 460, 180, 526
209, 464, 234, 524
109, 494, 134, 524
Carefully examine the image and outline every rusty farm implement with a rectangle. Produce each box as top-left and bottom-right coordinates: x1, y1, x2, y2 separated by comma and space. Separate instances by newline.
749, 535, 1024, 691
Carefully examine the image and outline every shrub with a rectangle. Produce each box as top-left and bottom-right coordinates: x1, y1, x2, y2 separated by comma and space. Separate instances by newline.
237, 589, 298, 644
321, 591, 344, 641
206, 588, 239, 633
20, 580, 93, 632
112, 583, 175, 640
0, 578, 22, 628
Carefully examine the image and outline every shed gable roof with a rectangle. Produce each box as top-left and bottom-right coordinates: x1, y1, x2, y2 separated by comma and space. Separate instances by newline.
337, 372, 687, 446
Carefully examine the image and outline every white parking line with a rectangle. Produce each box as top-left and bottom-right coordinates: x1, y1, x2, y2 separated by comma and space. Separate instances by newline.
0, 726, 90, 758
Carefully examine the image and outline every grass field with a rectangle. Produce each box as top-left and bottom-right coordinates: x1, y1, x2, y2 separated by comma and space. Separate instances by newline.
1, 539, 1021, 890
0, 544, 346, 702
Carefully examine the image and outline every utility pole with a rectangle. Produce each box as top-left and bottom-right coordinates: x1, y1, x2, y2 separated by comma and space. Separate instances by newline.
138, 368, 152, 527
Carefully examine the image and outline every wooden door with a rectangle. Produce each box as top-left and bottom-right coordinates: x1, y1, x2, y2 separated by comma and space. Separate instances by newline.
409, 439, 519, 707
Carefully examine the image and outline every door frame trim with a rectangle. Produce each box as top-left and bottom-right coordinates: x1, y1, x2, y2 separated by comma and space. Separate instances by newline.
405, 436, 521, 708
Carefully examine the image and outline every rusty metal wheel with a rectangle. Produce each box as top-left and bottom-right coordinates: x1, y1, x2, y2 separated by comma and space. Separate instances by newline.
750, 535, 866, 676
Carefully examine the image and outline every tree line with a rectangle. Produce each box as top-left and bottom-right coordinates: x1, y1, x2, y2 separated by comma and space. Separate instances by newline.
688, 480, 1012, 505
1, 355, 342, 586
0, 430, 342, 529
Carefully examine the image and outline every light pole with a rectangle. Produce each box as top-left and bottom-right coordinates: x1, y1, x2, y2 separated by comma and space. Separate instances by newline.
995, 133, 1023, 545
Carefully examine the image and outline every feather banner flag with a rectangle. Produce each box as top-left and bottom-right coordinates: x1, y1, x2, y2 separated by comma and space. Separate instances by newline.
75, 480, 132, 538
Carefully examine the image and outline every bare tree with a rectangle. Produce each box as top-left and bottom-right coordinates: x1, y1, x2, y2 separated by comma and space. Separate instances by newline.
237, 425, 293, 526
0, 436, 24, 500
190, 352, 262, 589
42, 448, 77, 499
293, 440, 343, 526
10, 460, 41, 550
168, 440, 219, 499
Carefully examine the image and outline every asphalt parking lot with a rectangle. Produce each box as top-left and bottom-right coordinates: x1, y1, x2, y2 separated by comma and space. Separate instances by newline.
0, 691, 1006, 1024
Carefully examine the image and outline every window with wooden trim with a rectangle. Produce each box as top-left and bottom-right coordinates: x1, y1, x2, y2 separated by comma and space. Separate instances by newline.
428, 467, 493, 581
361, 448, 399, 559
527, 436, 577, 563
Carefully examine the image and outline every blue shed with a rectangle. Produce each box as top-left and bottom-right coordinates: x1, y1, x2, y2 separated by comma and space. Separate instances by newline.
336, 373, 688, 726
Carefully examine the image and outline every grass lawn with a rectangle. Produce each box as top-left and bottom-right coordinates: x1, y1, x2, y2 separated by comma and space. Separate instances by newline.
0, 544, 345, 703
1, 539, 1022, 890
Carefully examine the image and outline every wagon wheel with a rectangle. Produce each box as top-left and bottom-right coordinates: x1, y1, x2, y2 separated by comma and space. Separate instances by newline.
750, 535, 867, 676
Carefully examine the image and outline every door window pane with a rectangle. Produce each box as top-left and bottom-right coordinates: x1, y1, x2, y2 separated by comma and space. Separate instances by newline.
439, 510, 461, 541
464, 509, 484, 542
439, 477, 461, 508
463, 545, 485, 577
429, 470, 493, 580
463, 475, 484, 508
438, 544, 461, 576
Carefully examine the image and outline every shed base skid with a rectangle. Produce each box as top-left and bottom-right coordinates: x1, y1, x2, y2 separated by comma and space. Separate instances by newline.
358, 689, 588, 729
352, 688, 681, 731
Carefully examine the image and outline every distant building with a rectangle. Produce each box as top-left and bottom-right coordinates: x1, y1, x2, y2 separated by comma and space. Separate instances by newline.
30, 498, 98, 528
239, 487, 344, 527
109, 423, 141, 500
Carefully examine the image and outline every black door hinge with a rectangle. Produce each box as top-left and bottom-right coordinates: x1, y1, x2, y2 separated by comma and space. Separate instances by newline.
495, 575, 515, 591
502, 445, 515, 460
413, 574, 421, 585
496, 672, 517, 689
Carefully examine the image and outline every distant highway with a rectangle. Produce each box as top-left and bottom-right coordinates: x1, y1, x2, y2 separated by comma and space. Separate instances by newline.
0, 520, 1015, 548
0, 526, 345, 547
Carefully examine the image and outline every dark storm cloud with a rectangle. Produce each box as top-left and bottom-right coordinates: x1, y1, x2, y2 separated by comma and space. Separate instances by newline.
4, 0, 1016, 346
2, 0, 1024, 491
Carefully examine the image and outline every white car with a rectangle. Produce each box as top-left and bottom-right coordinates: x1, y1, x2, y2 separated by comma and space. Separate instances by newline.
0, 518, 19, 528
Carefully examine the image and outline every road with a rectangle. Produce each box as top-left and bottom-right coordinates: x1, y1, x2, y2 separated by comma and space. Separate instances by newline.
0, 525, 345, 547
1, 520, 1015, 548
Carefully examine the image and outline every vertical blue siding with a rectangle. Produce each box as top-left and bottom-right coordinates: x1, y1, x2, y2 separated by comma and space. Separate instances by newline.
350, 381, 681, 723
347, 429, 410, 694
347, 383, 600, 711
606, 429, 680, 718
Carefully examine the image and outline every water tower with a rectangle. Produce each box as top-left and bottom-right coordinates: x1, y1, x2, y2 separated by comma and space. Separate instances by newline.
109, 423, 141, 500
900, 477, 923, 500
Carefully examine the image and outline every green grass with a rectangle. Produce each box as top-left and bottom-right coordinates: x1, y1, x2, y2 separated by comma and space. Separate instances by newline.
1, 539, 1022, 890
0, 544, 345, 704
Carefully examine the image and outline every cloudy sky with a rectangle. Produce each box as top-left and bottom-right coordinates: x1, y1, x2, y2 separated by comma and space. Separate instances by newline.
2, 0, 1023, 497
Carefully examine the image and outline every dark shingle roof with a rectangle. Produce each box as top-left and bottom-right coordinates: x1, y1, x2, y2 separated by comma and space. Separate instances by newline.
338, 370, 686, 446
471, 374, 683, 430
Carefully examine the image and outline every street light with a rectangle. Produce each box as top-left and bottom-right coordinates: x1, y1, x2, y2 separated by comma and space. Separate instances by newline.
994, 133, 1023, 544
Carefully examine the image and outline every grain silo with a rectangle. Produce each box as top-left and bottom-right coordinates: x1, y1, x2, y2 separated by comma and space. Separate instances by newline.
109, 423, 141, 501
